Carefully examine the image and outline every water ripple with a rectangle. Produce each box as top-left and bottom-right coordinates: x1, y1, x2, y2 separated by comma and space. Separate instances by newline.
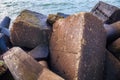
0, 0, 120, 21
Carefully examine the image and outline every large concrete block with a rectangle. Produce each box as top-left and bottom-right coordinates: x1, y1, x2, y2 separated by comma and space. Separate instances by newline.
10, 10, 51, 48
3, 47, 64, 80
50, 12, 106, 80
91, 1, 120, 24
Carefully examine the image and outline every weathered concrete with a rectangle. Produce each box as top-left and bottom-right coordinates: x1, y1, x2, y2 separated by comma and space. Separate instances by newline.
10, 10, 51, 48
50, 12, 106, 80
91, 1, 120, 24
3, 47, 64, 80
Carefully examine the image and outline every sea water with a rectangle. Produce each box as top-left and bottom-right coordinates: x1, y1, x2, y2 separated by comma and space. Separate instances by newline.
0, 0, 120, 21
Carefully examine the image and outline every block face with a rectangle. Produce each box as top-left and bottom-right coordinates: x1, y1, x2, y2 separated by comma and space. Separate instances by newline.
104, 51, 120, 80
15, 10, 49, 29
50, 12, 106, 80
3, 47, 64, 80
3, 47, 43, 80
108, 38, 120, 60
91, 1, 120, 24
50, 14, 84, 53
78, 13, 106, 80
10, 10, 51, 48
28, 45, 49, 60
50, 50, 77, 80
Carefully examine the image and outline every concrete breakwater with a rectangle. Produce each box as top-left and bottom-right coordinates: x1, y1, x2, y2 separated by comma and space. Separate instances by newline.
0, 1, 120, 80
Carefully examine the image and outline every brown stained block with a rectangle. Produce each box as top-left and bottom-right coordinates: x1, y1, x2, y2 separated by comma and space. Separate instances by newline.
50, 12, 106, 80
91, 1, 120, 24
104, 51, 120, 80
10, 10, 51, 48
108, 38, 120, 60
28, 45, 49, 60
3, 47, 64, 80
104, 21, 120, 44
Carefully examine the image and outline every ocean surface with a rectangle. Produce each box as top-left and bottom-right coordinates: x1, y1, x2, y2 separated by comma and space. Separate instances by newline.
0, 0, 120, 22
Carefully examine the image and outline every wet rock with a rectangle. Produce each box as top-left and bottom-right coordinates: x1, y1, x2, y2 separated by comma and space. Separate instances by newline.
28, 45, 49, 60
10, 10, 51, 48
108, 38, 120, 60
0, 16, 11, 29
91, 1, 120, 24
104, 21, 120, 44
104, 51, 120, 80
50, 12, 106, 80
3, 47, 64, 80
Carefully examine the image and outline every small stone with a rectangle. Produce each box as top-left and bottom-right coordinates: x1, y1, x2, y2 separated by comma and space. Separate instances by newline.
10, 10, 51, 48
